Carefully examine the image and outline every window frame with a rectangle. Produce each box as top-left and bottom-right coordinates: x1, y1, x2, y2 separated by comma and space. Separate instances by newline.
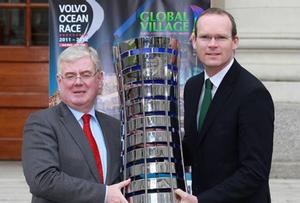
0, 1, 48, 47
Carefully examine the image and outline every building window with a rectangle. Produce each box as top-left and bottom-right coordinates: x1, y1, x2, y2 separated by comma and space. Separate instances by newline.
0, 0, 48, 46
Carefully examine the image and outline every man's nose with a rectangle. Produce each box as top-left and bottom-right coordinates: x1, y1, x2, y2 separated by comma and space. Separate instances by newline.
74, 76, 84, 84
208, 37, 217, 46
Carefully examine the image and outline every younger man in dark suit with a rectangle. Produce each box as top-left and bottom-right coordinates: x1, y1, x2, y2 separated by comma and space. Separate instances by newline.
22, 45, 130, 203
175, 8, 274, 203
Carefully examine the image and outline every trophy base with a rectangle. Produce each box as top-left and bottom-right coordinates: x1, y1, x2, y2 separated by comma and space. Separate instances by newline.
128, 192, 179, 203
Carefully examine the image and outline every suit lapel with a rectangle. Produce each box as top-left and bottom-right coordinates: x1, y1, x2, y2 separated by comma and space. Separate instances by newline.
58, 102, 101, 182
191, 74, 204, 135
198, 60, 241, 145
95, 112, 112, 184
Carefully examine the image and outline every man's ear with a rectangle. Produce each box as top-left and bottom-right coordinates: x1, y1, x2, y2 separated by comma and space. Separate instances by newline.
232, 36, 240, 50
190, 33, 197, 49
97, 71, 104, 95
192, 41, 197, 49
56, 74, 62, 90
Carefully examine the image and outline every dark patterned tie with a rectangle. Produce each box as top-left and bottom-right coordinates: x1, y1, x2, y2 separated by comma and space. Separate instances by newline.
82, 114, 104, 183
198, 79, 213, 131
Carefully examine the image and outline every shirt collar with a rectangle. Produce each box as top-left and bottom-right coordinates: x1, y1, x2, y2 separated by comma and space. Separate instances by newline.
204, 58, 234, 89
67, 105, 96, 122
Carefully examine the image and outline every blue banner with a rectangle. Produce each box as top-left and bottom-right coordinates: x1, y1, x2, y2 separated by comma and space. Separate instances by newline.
49, 0, 210, 116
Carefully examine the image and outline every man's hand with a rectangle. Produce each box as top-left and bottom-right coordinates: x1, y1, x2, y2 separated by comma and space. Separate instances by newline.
106, 179, 131, 203
175, 189, 198, 203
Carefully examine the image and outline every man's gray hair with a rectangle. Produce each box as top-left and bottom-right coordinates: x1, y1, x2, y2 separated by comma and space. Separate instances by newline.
57, 45, 102, 74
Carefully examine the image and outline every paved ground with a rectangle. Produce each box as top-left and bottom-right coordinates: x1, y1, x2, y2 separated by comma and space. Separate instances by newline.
0, 162, 31, 203
1, 161, 299, 203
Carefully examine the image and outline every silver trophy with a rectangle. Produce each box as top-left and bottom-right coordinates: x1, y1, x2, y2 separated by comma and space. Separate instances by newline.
113, 36, 186, 203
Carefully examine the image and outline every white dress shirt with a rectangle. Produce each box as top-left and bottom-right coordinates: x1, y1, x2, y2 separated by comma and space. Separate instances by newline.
196, 58, 234, 130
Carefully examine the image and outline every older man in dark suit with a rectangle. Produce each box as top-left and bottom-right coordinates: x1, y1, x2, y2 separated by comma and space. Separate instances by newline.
175, 8, 274, 203
22, 45, 130, 203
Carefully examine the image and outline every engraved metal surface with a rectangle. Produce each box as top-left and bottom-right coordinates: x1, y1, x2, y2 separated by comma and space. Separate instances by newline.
122, 63, 177, 85
128, 192, 178, 203
127, 115, 171, 132
125, 84, 177, 101
126, 130, 173, 148
126, 161, 176, 177
118, 37, 177, 54
127, 177, 178, 193
126, 146, 174, 163
126, 100, 174, 117
121, 53, 177, 70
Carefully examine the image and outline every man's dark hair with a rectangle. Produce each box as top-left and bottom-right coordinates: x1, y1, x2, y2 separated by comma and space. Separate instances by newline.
194, 7, 237, 37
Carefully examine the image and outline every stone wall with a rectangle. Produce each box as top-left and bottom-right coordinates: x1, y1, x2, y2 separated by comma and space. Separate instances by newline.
271, 102, 300, 178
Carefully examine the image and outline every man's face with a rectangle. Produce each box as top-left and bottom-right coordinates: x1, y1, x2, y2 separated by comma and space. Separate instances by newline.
193, 14, 239, 75
57, 55, 103, 113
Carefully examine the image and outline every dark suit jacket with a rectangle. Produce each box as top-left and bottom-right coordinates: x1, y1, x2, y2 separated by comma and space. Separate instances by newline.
183, 59, 274, 203
22, 102, 121, 203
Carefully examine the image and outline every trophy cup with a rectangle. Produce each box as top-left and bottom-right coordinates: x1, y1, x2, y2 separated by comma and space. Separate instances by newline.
113, 36, 186, 203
